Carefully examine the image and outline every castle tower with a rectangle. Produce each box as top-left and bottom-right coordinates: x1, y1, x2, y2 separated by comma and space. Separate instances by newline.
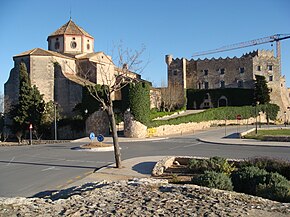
47, 19, 94, 55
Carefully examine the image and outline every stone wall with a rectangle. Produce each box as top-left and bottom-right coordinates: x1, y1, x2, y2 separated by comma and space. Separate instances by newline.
124, 111, 147, 138
86, 110, 110, 136
124, 112, 267, 138
165, 50, 290, 118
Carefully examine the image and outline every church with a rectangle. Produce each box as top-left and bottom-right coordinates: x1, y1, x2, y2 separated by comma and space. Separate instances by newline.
5, 20, 143, 117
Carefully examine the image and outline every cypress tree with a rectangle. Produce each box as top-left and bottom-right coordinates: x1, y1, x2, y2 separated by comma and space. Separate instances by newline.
10, 62, 45, 141
254, 75, 270, 104
128, 82, 150, 125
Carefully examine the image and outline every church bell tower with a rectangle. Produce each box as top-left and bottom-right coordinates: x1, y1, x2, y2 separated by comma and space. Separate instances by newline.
47, 19, 94, 55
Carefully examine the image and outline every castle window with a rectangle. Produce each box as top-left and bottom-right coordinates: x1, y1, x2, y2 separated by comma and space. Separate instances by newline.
173, 70, 178, 76
220, 68, 225, 75
239, 67, 245, 73
256, 65, 261, 71
269, 75, 273, 81
220, 80, 225, 88
238, 80, 243, 87
72, 37, 76, 40
204, 69, 208, 76
87, 44, 90, 50
198, 83, 201, 89
268, 65, 273, 71
71, 41, 77, 49
204, 82, 209, 89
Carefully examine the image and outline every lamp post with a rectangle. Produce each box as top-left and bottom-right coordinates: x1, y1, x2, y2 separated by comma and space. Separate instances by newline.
284, 111, 287, 127
255, 101, 259, 134
84, 109, 88, 135
54, 103, 57, 141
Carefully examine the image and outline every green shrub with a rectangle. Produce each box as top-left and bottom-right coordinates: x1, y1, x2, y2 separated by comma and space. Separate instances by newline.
241, 157, 290, 180
257, 172, 290, 202
128, 82, 151, 125
231, 166, 268, 195
148, 104, 279, 128
188, 158, 209, 173
192, 171, 233, 191
188, 157, 235, 175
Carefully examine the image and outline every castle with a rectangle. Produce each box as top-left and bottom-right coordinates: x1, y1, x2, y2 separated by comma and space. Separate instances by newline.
5, 20, 143, 117
165, 50, 290, 118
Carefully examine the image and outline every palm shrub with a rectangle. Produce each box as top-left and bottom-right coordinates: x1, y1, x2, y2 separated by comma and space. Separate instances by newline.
192, 171, 233, 191
256, 172, 290, 202
231, 166, 268, 195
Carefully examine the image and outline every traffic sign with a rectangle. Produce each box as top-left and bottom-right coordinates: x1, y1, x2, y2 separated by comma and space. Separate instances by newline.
89, 132, 95, 141
97, 134, 104, 142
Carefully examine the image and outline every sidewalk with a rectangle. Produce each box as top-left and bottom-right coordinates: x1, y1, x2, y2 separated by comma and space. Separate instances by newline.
197, 126, 290, 148
67, 156, 165, 187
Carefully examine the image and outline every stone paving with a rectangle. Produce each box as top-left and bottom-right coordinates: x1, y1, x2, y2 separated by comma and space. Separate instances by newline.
0, 179, 289, 217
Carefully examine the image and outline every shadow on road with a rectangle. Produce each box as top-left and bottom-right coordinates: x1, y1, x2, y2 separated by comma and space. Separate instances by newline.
0, 160, 97, 169
223, 133, 241, 139
132, 162, 156, 175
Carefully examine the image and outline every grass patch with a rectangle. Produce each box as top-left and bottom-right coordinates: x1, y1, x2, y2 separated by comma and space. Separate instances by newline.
244, 129, 290, 140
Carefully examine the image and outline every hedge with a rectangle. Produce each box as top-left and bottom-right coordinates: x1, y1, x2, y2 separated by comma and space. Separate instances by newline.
147, 104, 279, 128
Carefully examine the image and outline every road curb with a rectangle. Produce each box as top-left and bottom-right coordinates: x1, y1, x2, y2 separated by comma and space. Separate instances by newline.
197, 138, 290, 148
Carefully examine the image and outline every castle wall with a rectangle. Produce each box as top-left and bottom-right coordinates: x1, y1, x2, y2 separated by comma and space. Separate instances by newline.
166, 55, 186, 108
194, 57, 254, 89
166, 50, 290, 120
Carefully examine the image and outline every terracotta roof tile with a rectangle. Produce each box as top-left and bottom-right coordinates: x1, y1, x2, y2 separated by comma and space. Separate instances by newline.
49, 20, 93, 38
14, 48, 75, 60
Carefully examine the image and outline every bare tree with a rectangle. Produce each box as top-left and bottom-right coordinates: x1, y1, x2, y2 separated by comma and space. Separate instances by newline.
60, 45, 146, 168
160, 80, 184, 112
0, 92, 4, 114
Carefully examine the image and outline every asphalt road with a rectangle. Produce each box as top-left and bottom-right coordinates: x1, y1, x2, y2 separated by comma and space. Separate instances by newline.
0, 130, 289, 197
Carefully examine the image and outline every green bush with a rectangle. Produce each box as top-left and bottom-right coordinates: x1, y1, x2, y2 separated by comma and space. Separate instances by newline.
148, 104, 279, 128
128, 82, 151, 125
231, 166, 268, 195
188, 157, 235, 175
256, 172, 290, 202
192, 171, 233, 191
240, 157, 290, 180
187, 88, 254, 108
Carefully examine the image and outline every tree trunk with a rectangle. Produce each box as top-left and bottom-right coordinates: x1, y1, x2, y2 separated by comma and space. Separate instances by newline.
106, 104, 122, 168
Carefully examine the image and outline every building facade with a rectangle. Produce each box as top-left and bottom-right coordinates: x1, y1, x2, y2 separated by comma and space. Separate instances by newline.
166, 50, 290, 118
5, 20, 142, 117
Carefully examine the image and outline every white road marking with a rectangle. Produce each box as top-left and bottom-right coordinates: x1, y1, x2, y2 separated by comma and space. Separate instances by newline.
183, 142, 202, 148
41, 166, 60, 171
6, 156, 15, 166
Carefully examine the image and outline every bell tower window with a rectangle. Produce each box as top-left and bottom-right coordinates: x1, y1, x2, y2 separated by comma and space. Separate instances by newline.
54, 37, 60, 50
71, 41, 77, 49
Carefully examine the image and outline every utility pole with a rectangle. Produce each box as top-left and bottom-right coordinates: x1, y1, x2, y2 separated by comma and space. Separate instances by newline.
54, 103, 57, 141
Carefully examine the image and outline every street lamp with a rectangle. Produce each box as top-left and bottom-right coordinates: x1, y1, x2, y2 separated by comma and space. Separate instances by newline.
54, 103, 57, 141
84, 109, 88, 135
284, 111, 287, 127
255, 101, 260, 134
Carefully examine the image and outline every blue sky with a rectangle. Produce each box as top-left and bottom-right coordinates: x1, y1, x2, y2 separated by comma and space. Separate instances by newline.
0, 0, 290, 94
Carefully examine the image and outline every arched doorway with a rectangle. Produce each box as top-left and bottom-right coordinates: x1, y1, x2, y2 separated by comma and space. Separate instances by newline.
218, 96, 228, 107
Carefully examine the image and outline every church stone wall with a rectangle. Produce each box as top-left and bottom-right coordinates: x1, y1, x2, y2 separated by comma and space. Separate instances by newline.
4, 56, 30, 107
64, 35, 82, 54
30, 56, 55, 102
